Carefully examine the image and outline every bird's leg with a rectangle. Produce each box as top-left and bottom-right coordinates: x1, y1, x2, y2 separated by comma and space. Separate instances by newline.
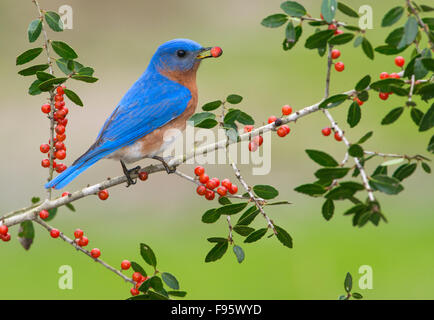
152, 156, 176, 174
120, 160, 141, 187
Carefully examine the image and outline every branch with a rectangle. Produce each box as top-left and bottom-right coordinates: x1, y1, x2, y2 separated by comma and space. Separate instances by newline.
364, 151, 430, 162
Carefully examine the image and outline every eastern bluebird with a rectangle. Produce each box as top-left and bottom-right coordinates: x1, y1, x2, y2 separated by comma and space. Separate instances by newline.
45, 39, 219, 189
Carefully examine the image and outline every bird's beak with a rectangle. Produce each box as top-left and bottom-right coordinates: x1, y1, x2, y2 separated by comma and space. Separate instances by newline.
196, 47, 213, 59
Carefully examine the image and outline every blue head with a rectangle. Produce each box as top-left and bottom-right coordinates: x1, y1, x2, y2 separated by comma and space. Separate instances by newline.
150, 39, 212, 74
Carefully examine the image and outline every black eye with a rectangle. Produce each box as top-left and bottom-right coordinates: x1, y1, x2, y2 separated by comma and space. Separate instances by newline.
176, 50, 186, 58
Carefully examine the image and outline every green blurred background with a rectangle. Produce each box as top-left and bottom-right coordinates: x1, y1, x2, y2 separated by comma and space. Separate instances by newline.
0, 0, 433, 299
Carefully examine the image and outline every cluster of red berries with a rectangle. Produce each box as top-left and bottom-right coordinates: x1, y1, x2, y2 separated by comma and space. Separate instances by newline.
73, 228, 90, 247
330, 48, 345, 72
40, 85, 68, 173
0, 225, 11, 242
321, 127, 343, 141
194, 166, 238, 200
119, 259, 149, 296
377, 56, 405, 101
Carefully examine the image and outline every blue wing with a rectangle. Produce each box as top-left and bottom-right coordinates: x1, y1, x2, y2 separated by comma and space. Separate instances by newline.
45, 71, 191, 189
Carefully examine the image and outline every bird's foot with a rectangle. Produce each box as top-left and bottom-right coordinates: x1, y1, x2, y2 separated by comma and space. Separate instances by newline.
152, 156, 176, 174
120, 160, 141, 187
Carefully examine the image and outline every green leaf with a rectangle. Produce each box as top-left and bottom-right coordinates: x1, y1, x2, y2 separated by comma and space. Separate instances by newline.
38, 77, 68, 91
28, 19, 42, 43
233, 245, 245, 263
421, 5, 434, 12
381, 107, 404, 125
322, 199, 334, 220
223, 109, 241, 124
18, 64, 49, 76
429, 135, 434, 153
285, 21, 296, 44
328, 33, 354, 45
315, 167, 350, 180
244, 228, 268, 243
202, 100, 222, 111
215, 202, 248, 216
325, 186, 356, 200
71, 75, 98, 83
321, 0, 337, 23
252, 185, 278, 199
261, 14, 288, 28
419, 103, 434, 132
283, 25, 303, 50
393, 163, 417, 181
419, 83, 434, 102
398, 17, 419, 48
28, 79, 42, 95
339, 181, 365, 191
370, 78, 404, 91
201, 208, 220, 223
375, 44, 407, 55
370, 175, 404, 195
422, 162, 431, 173
16, 48, 43, 65
51, 41, 78, 60
353, 35, 363, 47
56, 58, 83, 75
226, 94, 243, 104
355, 75, 371, 91
161, 272, 179, 290
361, 38, 374, 60
319, 94, 348, 109
233, 225, 255, 236
344, 272, 352, 292
294, 183, 327, 197
280, 1, 306, 17
140, 243, 157, 268
237, 206, 260, 226
237, 111, 254, 125
305, 149, 339, 167
18, 221, 35, 250
348, 144, 364, 158
386, 27, 405, 47
337, 2, 359, 17
352, 292, 363, 299
422, 58, 434, 71
357, 131, 373, 144
275, 225, 293, 248
305, 30, 335, 49
381, 7, 404, 27
36, 71, 55, 81
131, 261, 147, 276
218, 197, 231, 206
381, 158, 404, 166
45, 11, 63, 32
207, 237, 227, 243
65, 203, 75, 212
64, 88, 84, 107
44, 208, 58, 222
205, 241, 228, 262
189, 112, 216, 127
410, 108, 424, 126
347, 101, 361, 128
76, 67, 95, 76
167, 291, 187, 297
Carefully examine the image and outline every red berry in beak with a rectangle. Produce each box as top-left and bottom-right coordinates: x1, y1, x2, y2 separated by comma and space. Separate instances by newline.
210, 47, 223, 58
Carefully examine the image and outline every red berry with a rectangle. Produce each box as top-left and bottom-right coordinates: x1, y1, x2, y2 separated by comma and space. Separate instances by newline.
0, 225, 8, 236
205, 190, 215, 200
380, 72, 389, 79
331, 49, 341, 59
55, 125, 65, 135
354, 98, 363, 106
199, 174, 209, 184
229, 184, 238, 194
62, 192, 70, 197
41, 104, 51, 114
248, 141, 258, 152
121, 260, 131, 270
194, 166, 205, 176
98, 189, 109, 200
56, 86, 64, 95
50, 229, 60, 238
322, 127, 331, 136
57, 109, 67, 119
62, 107, 69, 116
395, 56, 405, 67
78, 236, 88, 247
40, 144, 50, 153
39, 210, 49, 219
132, 272, 142, 282
55, 101, 64, 110
1, 233, 11, 242
328, 24, 337, 30
55, 94, 64, 102
55, 149, 66, 160
130, 288, 140, 296
55, 141, 65, 150
283, 125, 290, 134
389, 72, 400, 79
379, 92, 389, 100
282, 105, 292, 115
211, 178, 220, 187
196, 185, 206, 196
56, 134, 66, 142
334, 62, 345, 72
217, 186, 227, 197
244, 125, 254, 133
268, 116, 277, 124
334, 29, 343, 35
138, 172, 148, 181
41, 159, 50, 168
210, 46, 223, 58
221, 179, 232, 190
57, 118, 68, 126
277, 125, 290, 137
252, 135, 263, 146
206, 179, 217, 190
334, 132, 343, 141
74, 229, 84, 239
90, 248, 101, 258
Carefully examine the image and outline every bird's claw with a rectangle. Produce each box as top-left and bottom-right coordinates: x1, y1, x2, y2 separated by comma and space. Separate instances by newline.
120, 160, 141, 187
